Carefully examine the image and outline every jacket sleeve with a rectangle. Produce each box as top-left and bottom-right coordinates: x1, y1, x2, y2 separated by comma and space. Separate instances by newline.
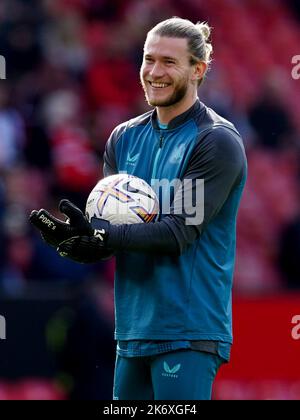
103, 123, 127, 176
107, 127, 247, 255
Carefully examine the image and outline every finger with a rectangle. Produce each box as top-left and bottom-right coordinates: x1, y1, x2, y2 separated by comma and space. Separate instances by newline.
29, 209, 59, 232
59, 199, 84, 224
29, 210, 39, 223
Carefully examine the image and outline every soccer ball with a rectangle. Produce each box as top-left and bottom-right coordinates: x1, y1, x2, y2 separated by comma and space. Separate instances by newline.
85, 174, 159, 225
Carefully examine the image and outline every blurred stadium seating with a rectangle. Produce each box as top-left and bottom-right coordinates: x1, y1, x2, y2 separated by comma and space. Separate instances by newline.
0, 0, 300, 400
0, 379, 65, 400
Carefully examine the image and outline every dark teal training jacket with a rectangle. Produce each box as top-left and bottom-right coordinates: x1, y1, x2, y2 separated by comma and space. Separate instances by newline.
103, 99, 247, 344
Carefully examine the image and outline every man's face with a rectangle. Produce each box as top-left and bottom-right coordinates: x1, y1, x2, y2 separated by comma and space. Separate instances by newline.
140, 34, 196, 107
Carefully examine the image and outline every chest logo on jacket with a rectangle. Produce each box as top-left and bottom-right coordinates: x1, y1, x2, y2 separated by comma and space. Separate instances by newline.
127, 152, 140, 167
169, 144, 186, 164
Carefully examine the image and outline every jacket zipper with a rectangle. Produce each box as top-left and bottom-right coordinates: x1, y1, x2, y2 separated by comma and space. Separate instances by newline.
151, 133, 164, 179
151, 133, 164, 180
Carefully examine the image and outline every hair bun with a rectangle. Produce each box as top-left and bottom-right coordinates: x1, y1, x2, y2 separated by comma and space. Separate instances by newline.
196, 22, 211, 42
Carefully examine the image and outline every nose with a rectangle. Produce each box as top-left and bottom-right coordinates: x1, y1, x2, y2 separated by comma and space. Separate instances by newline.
149, 61, 165, 79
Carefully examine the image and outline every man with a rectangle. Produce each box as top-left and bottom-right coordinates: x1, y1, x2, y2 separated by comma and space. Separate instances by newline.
30, 17, 247, 400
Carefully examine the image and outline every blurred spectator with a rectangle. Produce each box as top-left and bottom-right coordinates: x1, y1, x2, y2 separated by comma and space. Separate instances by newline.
0, 0, 44, 79
0, 85, 26, 170
0, 180, 6, 284
84, 24, 140, 111
0, 167, 55, 292
42, 89, 99, 207
278, 209, 300, 289
248, 77, 295, 149
23, 124, 52, 170
287, 0, 300, 21
41, 10, 88, 76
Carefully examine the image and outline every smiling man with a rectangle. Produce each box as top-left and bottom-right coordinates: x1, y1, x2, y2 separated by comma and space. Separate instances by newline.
141, 32, 206, 118
30, 17, 247, 400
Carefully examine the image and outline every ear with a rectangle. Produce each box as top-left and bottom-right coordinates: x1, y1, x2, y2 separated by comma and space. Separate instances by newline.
191, 61, 207, 83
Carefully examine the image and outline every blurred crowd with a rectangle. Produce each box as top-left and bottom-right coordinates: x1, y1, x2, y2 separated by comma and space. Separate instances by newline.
0, 0, 300, 297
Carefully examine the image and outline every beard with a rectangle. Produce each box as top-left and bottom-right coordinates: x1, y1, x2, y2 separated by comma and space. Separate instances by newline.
141, 75, 189, 107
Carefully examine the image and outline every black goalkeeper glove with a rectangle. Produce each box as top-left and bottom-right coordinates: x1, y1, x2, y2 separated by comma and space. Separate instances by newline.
57, 217, 114, 263
29, 199, 93, 247
30, 199, 114, 263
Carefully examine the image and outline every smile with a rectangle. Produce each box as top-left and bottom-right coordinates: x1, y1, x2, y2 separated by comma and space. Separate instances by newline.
149, 81, 170, 88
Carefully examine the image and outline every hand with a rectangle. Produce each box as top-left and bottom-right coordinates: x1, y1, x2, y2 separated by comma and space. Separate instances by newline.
29, 199, 93, 247
57, 217, 114, 263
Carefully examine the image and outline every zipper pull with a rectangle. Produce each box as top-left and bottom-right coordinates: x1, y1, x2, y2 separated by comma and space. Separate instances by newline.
159, 134, 164, 148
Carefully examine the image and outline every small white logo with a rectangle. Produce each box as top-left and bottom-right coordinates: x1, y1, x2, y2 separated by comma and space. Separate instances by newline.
94, 229, 105, 241
0, 315, 6, 340
162, 361, 181, 378
39, 214, 56, 230
0, 55, 6, 80
127, 152, 139, 166
169, 144, 185, 164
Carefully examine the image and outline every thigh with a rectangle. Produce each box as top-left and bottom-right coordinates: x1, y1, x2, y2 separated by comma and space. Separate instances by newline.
113, 354, 154, 400
150, 350, 223, 400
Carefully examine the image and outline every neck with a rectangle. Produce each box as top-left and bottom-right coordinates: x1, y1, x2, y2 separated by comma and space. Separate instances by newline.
156, 92, 198, 125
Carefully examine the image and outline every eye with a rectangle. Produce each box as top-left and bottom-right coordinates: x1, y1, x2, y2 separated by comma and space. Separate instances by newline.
144, 57, 154, 64
165, 60, 176, 65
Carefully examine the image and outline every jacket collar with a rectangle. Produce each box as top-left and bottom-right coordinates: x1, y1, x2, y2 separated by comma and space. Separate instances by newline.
151, 98, 205, 130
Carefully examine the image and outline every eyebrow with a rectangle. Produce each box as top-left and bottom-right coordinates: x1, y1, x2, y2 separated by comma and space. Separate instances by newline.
144, 54, 178, 62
